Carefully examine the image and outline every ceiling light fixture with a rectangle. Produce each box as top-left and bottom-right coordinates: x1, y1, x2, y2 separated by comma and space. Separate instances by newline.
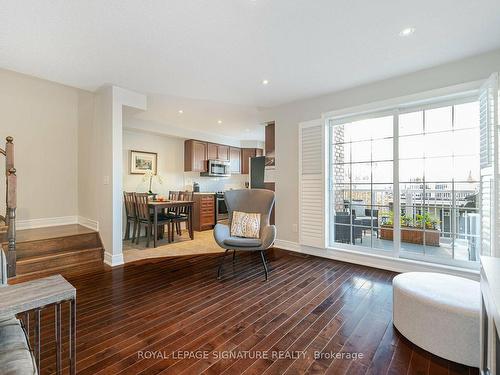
178, 110, 183, 114
262, 79, 269, 85
399, 27, 416, 37
217, 120, 223, 124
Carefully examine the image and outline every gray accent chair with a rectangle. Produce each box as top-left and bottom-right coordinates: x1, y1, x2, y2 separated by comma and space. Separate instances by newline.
0, 247, 38, 375
213, 189, 276, 281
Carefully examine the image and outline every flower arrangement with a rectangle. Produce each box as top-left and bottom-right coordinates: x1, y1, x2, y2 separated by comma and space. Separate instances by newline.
142, 170, 163, 194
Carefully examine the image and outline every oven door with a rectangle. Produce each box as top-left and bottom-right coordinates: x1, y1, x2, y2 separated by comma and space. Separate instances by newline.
216, 197, 228, 221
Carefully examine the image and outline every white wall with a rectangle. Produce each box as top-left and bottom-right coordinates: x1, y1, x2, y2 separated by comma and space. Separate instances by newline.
123, 130, 185, 195
260, 48, 500, 244
123, 129, 249, 195
0, 68, 81, 224
77, 90, 99, 226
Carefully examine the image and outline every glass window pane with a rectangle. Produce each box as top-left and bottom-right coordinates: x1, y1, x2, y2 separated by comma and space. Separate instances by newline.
455, 182, 479, 208
373, 161, 393, 183
372, 138, 393, 161
333, 143, 349, 164
454, 101, 480, 130
454, 156, 479, 181
425, 106, 452, 133
350, 141, 372, 162
372, 184, 393, 206
425, 132, 454, 158
453, 129, 479, 156
400, 111, 423, 136
351, 162, 371, 183
351, 185, 371, 206
425, 157, 453, 181
399, 135, 424, 159
348, 120, 373, 142
399, 159, 424, 182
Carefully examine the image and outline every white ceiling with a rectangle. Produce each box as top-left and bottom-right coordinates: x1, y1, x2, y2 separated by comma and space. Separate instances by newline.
1, 0, 500, 138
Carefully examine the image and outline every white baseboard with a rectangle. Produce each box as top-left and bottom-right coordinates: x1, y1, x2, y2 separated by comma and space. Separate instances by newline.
104, 252, 124, 267
16, 216, 78, 230
274, 239, 480, 281
78, 216, 99, 231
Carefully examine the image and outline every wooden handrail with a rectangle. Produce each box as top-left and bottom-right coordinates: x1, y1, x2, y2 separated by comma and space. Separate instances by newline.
3, 136, 16, 277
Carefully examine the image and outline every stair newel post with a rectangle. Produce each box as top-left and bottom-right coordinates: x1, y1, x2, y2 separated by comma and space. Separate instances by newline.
6, 136, 16, 277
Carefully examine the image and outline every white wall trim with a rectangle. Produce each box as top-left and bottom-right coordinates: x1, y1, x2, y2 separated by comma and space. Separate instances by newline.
321, 80, 482, 122
78, 216, 99, 231
16, 216, 78, 230
274, 239, 480, 281
104, 251, 124, 267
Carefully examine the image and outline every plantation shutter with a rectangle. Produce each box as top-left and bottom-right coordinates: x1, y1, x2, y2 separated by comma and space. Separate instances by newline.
479, 73, 499, 257
299, 120, 326, 248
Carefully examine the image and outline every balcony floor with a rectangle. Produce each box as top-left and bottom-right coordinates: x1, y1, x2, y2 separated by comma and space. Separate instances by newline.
336, 231, 475, 262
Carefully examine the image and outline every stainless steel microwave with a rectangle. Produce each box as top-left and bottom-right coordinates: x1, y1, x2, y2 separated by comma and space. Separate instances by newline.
201, 160, 231, 177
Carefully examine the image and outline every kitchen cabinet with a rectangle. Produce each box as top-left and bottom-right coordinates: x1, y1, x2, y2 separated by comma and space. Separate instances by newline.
241, 148, 264, 174
184, 140, 208, 172
192, 193, 215, 231
218, 145, 230, 161
208, 143, 230, 161
229, 147, 241, 174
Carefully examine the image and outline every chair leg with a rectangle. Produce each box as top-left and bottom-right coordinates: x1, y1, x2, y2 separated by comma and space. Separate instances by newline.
124, 221, 130, 240
136, 223, 141, 244
232, 249, 236, 264
146, 224, 151, 248
132, 221, 138, 242
259, 250, 269, 281
217, 249, 230, 280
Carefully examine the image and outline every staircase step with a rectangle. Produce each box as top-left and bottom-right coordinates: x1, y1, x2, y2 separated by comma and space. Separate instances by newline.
16, 247, 103, 275
12, 259, 105, 283
15, 232, 101, 259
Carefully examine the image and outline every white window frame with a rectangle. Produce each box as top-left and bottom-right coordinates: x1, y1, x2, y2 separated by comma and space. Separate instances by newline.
325, 85, 482, 270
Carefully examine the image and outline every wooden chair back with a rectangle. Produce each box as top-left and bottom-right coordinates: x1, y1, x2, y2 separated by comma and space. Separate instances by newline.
169, 191, 180, 201
178, 191, 193, 214
123, 192, 137, 219
134, 193, 150, 221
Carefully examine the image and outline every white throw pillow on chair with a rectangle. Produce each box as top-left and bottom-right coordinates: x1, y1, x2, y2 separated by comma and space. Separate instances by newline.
231, 211, 261, 238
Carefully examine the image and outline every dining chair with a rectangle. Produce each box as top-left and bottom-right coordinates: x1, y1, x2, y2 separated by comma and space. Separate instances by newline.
123, 192, 138, 241
170, 191, 193, 241
134, 193, 171, 247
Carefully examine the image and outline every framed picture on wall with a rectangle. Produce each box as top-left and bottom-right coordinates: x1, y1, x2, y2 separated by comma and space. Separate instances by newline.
130, 150, 157, 175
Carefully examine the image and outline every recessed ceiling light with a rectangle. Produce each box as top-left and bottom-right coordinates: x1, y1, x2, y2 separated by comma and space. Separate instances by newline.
399, 27, 416, 37
178, 110, 183, 114
262, 79, 269, 85
217, 120, 223, 124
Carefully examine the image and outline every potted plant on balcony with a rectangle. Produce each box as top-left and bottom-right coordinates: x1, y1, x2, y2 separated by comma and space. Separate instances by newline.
380, 210, 441, 246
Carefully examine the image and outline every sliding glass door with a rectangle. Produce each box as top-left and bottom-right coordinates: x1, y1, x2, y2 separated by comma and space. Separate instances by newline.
329, 99, 482, 267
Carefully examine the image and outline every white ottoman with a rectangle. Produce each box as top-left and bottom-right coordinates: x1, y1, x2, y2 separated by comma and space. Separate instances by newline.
393, 272, 480, 367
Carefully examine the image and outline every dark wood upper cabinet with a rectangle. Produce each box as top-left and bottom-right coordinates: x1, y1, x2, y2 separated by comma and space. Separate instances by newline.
265, 122, 275, 157
229, 147, 241, 174
207, 143, 218, 160
207, 143, 230, 161
241, 148, 264, 174
217, 145, 230, 161
184, 140, 208, 172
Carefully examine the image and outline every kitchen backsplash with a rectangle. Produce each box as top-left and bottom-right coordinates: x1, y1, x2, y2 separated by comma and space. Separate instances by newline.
183, 172, 248, 192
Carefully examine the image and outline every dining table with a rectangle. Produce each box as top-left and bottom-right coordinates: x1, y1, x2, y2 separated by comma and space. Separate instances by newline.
148, 200, 195, 248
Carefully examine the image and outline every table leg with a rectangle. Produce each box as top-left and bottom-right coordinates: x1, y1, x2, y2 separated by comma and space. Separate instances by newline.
189, 205, 194, 240
35, 308, 41, 371
70, 298, 76, 375
55, 303, 62, 375
153, 205, 158, 248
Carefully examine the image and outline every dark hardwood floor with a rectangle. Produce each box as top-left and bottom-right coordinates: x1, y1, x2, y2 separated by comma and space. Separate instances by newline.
26, 249, 478, 375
